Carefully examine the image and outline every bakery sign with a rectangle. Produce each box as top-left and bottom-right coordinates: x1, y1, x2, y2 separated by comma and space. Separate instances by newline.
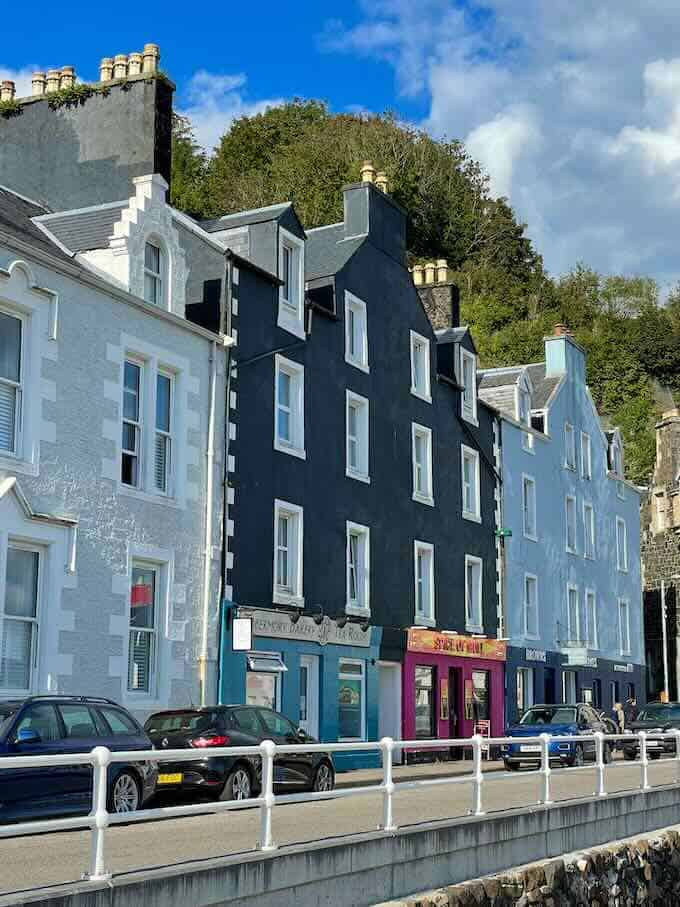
238, 608, 371, 648
407, 629, 506, 661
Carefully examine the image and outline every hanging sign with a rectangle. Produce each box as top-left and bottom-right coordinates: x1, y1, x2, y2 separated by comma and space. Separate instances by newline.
232, 617, 253, 652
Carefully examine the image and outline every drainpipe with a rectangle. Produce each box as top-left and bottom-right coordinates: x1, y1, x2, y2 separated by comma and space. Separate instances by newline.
199, 339, 218, 706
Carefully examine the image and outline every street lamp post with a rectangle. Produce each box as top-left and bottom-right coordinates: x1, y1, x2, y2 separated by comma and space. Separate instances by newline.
662, 579, 670, 701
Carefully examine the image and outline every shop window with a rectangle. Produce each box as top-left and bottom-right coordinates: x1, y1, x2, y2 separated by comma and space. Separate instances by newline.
415, 665, 436, 738
517, 667, 534, 715
245, 664, 281, 710
338, 659, 365, 741
471, 670, 489, 721
0, 545, 40, 693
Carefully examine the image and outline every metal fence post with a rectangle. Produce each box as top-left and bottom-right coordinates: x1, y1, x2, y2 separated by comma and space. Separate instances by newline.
258, 739, 277, 852
674, 730, 680, 784
594, 731, 606, 797
471, 734, 484, 816
86, 746, 112, 882
539, 733, 552, 805
639, 731, 650, 791
380, 737, 397, 832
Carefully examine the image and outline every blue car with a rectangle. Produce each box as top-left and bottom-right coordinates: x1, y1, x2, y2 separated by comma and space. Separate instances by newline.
501, 703, 612, 771
0, 695, 157, 822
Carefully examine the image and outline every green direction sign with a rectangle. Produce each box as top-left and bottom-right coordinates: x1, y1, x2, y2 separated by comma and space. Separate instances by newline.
495, 528, 513, 538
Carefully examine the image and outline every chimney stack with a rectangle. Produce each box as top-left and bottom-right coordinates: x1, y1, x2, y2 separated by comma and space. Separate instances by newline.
99, 58, 114, 81
0, 81, 15, 102
59, 66, 75, 90
128, 52, 143, 76
46, 69, 60, 92
412, 264, 424, 286
113, 55, 128, 80
143, 43, 160, 74
375, 170, 388, 193
360, 160, 376, 184
553, 323, 569, 337
31, 72, 46, 96
424, 261, 436, 284
436, 259, 449, 282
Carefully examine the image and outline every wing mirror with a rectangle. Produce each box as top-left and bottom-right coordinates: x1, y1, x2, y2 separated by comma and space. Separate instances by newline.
297, 727, 307, 740
16, 728, 41, 745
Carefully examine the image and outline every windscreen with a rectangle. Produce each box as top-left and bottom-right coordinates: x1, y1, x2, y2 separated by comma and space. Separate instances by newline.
519, 706, 577, 725
144, 711, 219, 735
637, 705, 680, 722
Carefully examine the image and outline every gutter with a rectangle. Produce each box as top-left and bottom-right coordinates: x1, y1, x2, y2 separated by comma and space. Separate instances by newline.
199, 339, 219, 707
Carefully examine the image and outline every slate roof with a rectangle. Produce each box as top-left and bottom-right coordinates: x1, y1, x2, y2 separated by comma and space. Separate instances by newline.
435, 327, 468, 344
0, 186, 74, 262
33, 203, 126, 253
478, 367, 522, 390
525, 363, 561, 409
305, 223, 366, 281
200, 203, 294, 233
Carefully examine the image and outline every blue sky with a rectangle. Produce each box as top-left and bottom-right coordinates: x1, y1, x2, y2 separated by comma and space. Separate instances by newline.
5, 2, 680, 291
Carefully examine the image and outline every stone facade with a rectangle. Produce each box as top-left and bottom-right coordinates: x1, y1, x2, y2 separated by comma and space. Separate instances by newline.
379, 826, 680, 906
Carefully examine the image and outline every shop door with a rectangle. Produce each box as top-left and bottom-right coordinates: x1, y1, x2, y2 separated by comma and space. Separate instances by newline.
544, 668, 556, 704
449, 668, 461, 738
378, 662, 402, 764
298, 655, 319, 739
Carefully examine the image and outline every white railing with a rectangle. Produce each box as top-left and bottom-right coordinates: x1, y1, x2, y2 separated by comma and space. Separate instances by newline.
1, 729, 680, 884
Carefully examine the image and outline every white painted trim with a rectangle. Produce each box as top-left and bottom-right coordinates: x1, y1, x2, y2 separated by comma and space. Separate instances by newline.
344, 292, 369, 373
412, 422, 434, 507
565, 494, 577, 554
409, 329, 432, 403
460, 347, 478, 425
345, 389, 370, 483
461, 444, 481, 523
273, 499, 304, 608
414, 539, 435, 624
521, 473, 538, 541
464, 553, 483, 633
277, 227, 306, 340
523, 572, 539, 640
346, 520, 370, 615
274, 354, 306, 460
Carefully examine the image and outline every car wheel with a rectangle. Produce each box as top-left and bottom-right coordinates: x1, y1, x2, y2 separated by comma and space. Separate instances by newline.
650, 752, 662, 760
504, 760, 520, 771
570, 745, 584, 768
311, 761, 334, 792
109, 771, 140, 814
220, 765, 252, 802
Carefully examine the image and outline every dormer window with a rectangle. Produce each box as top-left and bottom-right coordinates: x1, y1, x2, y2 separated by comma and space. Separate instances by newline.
278, 229, 305, 339
144, 241, 164, 306
518, 386, 533, 452
460, 348, 477, 424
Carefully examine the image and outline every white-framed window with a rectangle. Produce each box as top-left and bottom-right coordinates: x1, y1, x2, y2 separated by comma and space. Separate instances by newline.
581, 432, 592, 479
565, 494, 577, 553
519, 386, 533, 452
0, 543, 41, 694
273, 500, 304, 607
278, 228, 305, 339
154, 371, 173, 494
585, 589, 598, 650
522, 475, 537, 540
144, 240, 165, 307
517, 667, 534, 714
618, 599, 631, 655
523, 573, 538, 639
567, 584, 580, 644
564, 423, 576, 470
410, 330, 431, 402
345, 292, 369, 373
583, 502, 595, 560
461, 445, 481, 522
460, 347, 477, 423
465, 554, 483, 632
338, 658, 365, 741
346, 521, 370, 614
346, 390, 369, 483
414, 540, 435, 624
122, 359, 143, 488
412, 423, 434, 506
0, 309, 23, 457
616, 517, 628, 572
611, 440, 623, 476
128, 561, 160, 694
274, 355, 305, 459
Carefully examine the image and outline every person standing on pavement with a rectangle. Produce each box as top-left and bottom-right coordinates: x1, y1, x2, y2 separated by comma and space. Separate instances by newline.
623, 696, 637, 727
612, 702, 625, 732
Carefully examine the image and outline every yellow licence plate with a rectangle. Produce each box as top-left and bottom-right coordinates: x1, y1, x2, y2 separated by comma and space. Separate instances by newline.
158, 773, 183, 785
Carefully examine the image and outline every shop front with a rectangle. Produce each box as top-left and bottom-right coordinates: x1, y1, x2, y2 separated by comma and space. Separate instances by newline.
219, 605, 380, 770
505, 646, 563, 726
402, 629, 506, 755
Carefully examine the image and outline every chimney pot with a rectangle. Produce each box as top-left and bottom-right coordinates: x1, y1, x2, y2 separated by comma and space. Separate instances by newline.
553, 323, 569, 337
142, 43, 160, 74
113, 54, 129, 80
59, 66, 75, 90
360, 160, 376, 184
436, 259, 449, 283
0, 80, 16, 102
412, 264, 424, 286
31, 72, 46, 96
46, 69, 60, 93
375, 170, 388, 193
424, 262, 436, 284
99, 58, 114, 81
128, 52, 143, 76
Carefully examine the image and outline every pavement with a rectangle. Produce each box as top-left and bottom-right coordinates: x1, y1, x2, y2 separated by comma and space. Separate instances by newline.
336, 756, 505, 789
0, 754, 677, 897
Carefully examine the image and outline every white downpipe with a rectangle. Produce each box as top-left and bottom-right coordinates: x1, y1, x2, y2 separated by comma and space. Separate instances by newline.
199, 340, 218, 706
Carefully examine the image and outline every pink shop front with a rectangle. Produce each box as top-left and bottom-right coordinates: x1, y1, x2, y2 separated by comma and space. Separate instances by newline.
402, 630, 506, 758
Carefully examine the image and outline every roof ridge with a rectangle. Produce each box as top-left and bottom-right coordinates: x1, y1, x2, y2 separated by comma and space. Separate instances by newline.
0, 183, 50, 213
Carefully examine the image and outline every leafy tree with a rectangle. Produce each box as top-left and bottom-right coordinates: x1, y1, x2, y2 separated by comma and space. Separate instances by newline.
170, 114, 210, 217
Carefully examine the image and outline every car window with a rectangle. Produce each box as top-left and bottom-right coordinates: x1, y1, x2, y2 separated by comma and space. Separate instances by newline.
99, 707, 139, 736
144, 711, 218, 735
231, 708, 264, 736
519, 707, 577, 725
14, 704, 62, 742
58, 704, 99, 739
258, 709, 297, 737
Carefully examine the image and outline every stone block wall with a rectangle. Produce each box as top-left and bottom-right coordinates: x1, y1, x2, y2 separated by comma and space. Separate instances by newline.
378, 827, 680, 907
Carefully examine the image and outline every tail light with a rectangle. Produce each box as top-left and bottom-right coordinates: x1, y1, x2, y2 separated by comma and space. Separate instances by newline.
190, 734, 230, 748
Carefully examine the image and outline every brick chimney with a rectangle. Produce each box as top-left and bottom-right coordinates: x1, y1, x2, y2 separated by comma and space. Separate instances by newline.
413, 259, 460, 330
545, 322, 586, 381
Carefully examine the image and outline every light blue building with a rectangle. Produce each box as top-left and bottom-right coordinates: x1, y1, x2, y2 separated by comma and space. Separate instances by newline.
479, 326, 644, 725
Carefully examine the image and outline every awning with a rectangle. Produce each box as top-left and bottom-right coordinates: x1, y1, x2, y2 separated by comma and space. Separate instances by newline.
246, 654, 288, 674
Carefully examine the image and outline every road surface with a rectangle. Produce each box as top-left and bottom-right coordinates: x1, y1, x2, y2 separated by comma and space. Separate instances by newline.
0, 755, 677, 895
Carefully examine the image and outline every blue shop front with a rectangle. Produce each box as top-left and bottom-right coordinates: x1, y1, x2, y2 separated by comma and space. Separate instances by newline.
219, 605, 380, 771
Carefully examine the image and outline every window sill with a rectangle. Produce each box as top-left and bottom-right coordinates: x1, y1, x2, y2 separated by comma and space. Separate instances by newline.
566, 547, 578, 556
0, 453, 38, 477
118, 484, 181, 509
523, 633, 540, 642
345, 355, 370, 374
413, 492, 435, 508
410, 387, 432, 404
346, 467, 371, 485
461, 409, 478, 427
274, 439, 307, 460
273, 591, 304, 608
465, 624, 484, 635
277, 304, 306, 340
523, 532, 538, 542
522, 446, 535, 455
346, 604, 371, 618
617, 567, 629, 574
415, 615, 436, 628
463, 511, 482, 524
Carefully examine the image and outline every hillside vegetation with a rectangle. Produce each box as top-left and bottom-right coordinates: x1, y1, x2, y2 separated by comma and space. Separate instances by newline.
171, 104, 680, 485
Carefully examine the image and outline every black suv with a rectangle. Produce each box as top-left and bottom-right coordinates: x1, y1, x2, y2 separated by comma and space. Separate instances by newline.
623, 702, 680, 760
145, 705, 335, 801
0, 696, 157, 821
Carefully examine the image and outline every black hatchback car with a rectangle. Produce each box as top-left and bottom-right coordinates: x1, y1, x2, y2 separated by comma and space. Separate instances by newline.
0, 695, 157, 821
145, 705, 335, 801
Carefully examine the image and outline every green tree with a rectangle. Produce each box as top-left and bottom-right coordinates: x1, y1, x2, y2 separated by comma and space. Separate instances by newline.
170, 114, 210, 217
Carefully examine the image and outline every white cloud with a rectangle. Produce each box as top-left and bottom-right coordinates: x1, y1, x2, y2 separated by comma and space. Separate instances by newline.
177, 70, 284, 152
0, 65, 40, 99
322, 1, 680, 288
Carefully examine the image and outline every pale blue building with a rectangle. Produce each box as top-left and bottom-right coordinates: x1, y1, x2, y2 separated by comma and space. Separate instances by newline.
479, 326, 644, 725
